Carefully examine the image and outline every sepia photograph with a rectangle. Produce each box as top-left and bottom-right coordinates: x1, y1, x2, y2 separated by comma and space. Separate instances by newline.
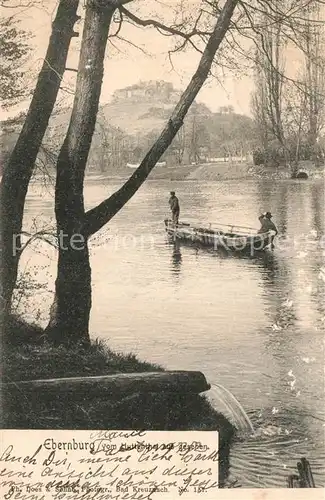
1, 0, 324, 495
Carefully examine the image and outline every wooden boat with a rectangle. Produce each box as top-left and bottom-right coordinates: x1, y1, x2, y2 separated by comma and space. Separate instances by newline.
164, 219, 275, 253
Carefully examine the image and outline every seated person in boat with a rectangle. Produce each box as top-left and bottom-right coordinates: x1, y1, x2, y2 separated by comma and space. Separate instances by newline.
258, 212, 278, 234
169, 191, 180, 224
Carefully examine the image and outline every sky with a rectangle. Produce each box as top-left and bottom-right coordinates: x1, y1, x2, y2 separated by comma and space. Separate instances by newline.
1, 0, 305, 120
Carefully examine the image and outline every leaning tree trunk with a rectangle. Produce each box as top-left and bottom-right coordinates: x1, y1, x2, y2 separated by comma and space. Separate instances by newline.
46, 1, 116, 345
0, 0, 80, 319
47, 0, 239, 345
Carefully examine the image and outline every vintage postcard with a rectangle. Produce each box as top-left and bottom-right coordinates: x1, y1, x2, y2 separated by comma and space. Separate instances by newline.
1, 0, 324, 498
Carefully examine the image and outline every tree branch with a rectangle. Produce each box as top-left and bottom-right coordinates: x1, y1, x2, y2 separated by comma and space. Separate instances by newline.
120, 5, 212, 41
109, 8, 123, 37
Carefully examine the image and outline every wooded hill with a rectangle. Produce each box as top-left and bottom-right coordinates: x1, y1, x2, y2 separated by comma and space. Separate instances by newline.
1, 80, 256, 177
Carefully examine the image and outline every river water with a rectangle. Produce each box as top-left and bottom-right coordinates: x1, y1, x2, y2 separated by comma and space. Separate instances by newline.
23, 177, 325, 488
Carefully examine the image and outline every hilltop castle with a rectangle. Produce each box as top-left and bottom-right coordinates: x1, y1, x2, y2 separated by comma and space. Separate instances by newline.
112, 80, 180, 103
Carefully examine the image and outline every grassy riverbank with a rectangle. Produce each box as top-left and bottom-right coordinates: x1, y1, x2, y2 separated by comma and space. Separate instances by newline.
2, 333, 235, 485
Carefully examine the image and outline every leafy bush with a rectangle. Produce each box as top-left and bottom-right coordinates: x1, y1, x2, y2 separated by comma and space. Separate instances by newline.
253, 148, 264, 165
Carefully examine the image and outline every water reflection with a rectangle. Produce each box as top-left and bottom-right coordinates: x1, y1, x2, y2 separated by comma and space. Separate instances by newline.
257, 251, 278, 284
311, 182, 325, 235
254, 178, 325, 335
170, 240, 182, 277
258, 252, 296, 329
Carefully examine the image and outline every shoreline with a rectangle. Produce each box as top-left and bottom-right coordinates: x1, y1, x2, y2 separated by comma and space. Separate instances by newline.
26, 162, 325, 186
84, 162, 325, 183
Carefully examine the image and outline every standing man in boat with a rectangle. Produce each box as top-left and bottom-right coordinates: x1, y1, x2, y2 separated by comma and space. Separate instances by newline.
169, 191, 180, 225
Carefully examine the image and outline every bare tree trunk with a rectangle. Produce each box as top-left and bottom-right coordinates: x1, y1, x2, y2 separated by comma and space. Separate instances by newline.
289, 86, 307, 177
175, 126, 185, 165
254, 4, 290, 170
305, 4, 322, 169
46, 1, 116, 345
0, 0, 79, 318
46, 0, 239, 345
